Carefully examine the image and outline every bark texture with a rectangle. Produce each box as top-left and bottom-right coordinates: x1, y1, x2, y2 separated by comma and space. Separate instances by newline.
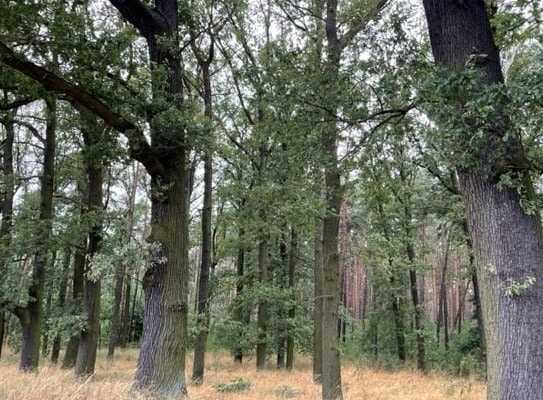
422, 1, 543, 398
75, 111, 104, 377
17, 97, 56, 371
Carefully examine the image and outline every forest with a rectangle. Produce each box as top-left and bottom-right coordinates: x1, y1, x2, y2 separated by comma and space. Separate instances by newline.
0, 0, 542, 399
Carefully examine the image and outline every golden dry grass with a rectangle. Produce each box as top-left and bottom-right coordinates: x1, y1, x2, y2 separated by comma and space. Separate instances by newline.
0, 349, 485, 400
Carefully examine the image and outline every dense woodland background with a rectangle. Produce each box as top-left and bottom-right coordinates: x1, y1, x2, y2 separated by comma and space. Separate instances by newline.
0, 0, 542, 399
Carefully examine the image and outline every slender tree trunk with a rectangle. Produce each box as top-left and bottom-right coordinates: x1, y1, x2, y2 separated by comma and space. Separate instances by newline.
51, 250, 71, 364
437, 231, 450, 350
42, 266, 55, 357
75, 112, 104, 377
192, 60, 214, 384
108, 260, 125, 358
321, 2, 343, 398
0, 313, 4, 359
402, 169, 425, 370
256, 232, 269, 370
18, 96, 56, 372
286, 229, 297, 370
116, 165, 139, 350
277, 227, 289, 369
233, 225, 246, 363
463, 220, 485, 356
62, 226, 86, 369
313, 216, 324, 382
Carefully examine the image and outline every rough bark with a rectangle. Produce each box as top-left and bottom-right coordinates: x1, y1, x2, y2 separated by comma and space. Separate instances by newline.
75, 111, 104, 377
422, 2, 543, 398
0, 107, 16, 360
18, 97, 56, 372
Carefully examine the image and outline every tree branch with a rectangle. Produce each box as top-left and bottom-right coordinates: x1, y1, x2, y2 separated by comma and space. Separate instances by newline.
109, 0, 169, 38
0, 41, 165, 176
339, 0, 388, 50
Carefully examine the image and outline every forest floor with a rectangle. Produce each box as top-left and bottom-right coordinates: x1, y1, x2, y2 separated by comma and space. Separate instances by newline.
0, 349, 485, 400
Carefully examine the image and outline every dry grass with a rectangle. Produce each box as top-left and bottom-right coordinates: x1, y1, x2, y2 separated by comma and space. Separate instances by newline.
0, 349, 485, 400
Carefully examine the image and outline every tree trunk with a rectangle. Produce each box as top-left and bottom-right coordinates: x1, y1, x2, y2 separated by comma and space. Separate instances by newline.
51, 249, 71, 364
75, 111, 104, 377
277, 227, 289, 369
0, 107, 16, 361
313, 216, 324, 382
256, 233, 269, 370
0, 313, 4, 359
192, 60, 214, 384
402, 170, 425, 371
108, 258, 125, 358
133, 163, 189, 397
321, 1, 343, 398
62, 226, 86, 369
286, 229, 297, 370
233, 225, 246, 363
422, 2, 543, 398
437, 231, 450, 350
463, 220, 485, 356
18, 96, 56, 371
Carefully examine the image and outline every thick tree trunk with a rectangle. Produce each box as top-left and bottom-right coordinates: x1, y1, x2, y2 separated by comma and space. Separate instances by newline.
51, 250, 71, 364
18, 97, 56, 371
313, 216, 324, 382
134, 164, 189, 397
75, 112, 104, 377
192, 61, 214, 384
423, 2, 543, 398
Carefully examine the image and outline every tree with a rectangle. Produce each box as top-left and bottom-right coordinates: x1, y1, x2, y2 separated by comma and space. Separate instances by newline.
422, 1, 543, 398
